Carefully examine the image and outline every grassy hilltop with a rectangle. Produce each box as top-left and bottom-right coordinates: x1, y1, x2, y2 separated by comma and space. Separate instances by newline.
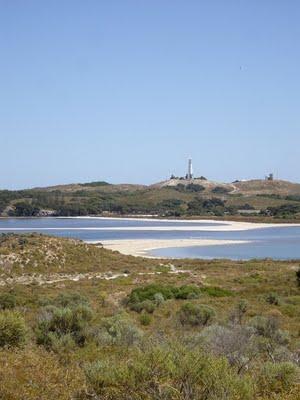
0, 233, 300, 399
2, 178, 300, 221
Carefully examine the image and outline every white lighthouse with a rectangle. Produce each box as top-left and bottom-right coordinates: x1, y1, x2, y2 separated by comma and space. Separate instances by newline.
187, 158, 193, 180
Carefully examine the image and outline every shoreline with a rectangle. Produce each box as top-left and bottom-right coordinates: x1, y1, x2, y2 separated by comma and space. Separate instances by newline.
96, 239, 251, 258
51, 216, 300, 228
1, 218, 300, 233
1, 215, 300, 226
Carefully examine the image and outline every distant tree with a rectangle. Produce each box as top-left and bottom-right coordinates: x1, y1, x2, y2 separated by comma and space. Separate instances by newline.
241, 203, 255, 210
267, 204, 300, 218
175, 183, 205, 193
79, 181, 110, 187
186, 183, 205, 192
14, 202, 40, 217
212, 186, 231, 194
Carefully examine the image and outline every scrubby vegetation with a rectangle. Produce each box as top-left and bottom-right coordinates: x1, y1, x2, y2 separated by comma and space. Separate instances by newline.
126, 284, 232, 314
2, 179, 300, 220
0, 234, 300, 399
0, 310, 27, 348
178, 302, 215, 326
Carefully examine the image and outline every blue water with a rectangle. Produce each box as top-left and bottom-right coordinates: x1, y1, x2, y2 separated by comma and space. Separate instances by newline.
150, 239, 300, 260
0, 217, 300, 260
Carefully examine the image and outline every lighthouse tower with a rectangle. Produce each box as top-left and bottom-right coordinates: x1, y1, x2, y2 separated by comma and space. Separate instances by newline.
187, 158, 193, 180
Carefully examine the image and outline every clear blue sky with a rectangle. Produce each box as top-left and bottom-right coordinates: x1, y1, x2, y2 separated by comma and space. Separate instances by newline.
1, 1, 299, 189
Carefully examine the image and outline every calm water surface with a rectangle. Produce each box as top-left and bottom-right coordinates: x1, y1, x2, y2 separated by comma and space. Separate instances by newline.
1, 217, 300, 260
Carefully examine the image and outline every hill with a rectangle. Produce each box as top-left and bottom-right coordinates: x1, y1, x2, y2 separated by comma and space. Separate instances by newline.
0, 233, 152, 280
1, 178, 300, 220
151, 177, 236, 192
234, 179, 300, 196
32, 181, 147, 193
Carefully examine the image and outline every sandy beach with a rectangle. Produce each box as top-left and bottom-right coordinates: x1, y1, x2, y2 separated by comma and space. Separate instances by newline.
97, 238, 250, 258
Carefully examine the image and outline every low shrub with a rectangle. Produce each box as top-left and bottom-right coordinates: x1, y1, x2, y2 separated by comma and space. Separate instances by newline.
127, 284, 176, 304
0, 292, 17, 310
127, 284, 203, 314
139, 312, 152, 326
127, 285, 232, 313
229, 300, 248, 324
175, 285, 203, 299
128, 284, 202, 303
83, 343, 254, 400
0, 310, 27, 348
93, 314, 143, 347
53, 292, 90, 308
36, 304, 93, 348
266, 292, 281, 306
38, 292, 90, 309
250, 315, 290, 346
46, 332, 76, 354
178, 302, 215, 326
0, 347, 85, 400
257, 362, 299, 395
200, 286, 233, 297
153, 292, 165, 305
140, 300, 156, 313
200, 324, 258, 373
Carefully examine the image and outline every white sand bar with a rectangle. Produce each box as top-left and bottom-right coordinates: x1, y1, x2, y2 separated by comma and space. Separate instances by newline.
99, 239, 251, 258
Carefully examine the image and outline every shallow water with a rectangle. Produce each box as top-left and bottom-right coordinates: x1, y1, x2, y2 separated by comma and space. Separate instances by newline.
1, 217, 300, 260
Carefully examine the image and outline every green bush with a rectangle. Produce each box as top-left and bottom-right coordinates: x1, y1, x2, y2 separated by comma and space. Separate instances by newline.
38, 292, 90, 309
265, 292, 281, 306
175, 285, 202, 299
139, 312, 152, 326
178, 302, 215, 326
153, 292, 165, 306
128, 301, 144, 313
36, 304, 93, 348
141, 300, 156, 314
250, 315, 289, 345
53, 292, 90, 308
46, 332, 77, 363
0, 310, 27, 348
127, 284, 176, 304
83, 344, 254, 400
129, 300, 155, 314
127, 284, 202, 305
257, 362, 299, 395
127, 285, 232, 313
93, 314, 143, 347
0, 293, 17, 310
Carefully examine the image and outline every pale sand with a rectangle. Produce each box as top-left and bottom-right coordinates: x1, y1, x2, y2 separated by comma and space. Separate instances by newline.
98, 239, 251, 258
